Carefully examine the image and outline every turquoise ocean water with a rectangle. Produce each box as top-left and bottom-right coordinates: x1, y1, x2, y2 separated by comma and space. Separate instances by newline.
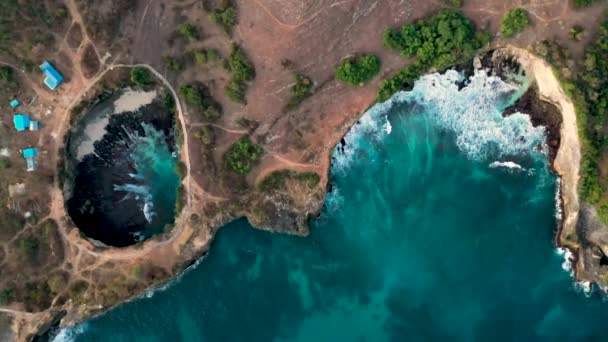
55, 70, 608, 341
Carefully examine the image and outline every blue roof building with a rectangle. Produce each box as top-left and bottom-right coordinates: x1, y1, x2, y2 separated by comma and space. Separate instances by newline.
40, 61, 63, 90
30, 120, 40, 131
13, 114, 31, 131
23, 148, 37, 158
23, 148, 38, 171
10, 99, 20, 108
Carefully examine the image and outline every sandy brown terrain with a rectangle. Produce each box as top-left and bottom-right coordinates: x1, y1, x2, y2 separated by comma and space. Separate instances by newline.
0, 0, 607, 340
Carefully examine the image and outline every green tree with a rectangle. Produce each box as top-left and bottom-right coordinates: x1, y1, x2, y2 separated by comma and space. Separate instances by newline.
501, 8, 530, 38
224, 138, 264, 174
379, 10, 490, 101
209, 3, 237, 35
130, 67, 152, 86
0, 289, 14, 304
336, 54, 381, 86
225, 44, 256, 103
177, 22, 199, 42
19, 238, 38, 259
195, 126, 213, 145
228, 44, 255, 81
572, 0, 598, 8
194, 51, 207, 64
286, 73, 314, 110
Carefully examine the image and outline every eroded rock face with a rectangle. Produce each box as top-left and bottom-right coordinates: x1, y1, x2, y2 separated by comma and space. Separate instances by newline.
65, 89, 180, 247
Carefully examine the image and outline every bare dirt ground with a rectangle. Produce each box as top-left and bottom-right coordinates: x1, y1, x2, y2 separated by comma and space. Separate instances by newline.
0, 0, 607, 340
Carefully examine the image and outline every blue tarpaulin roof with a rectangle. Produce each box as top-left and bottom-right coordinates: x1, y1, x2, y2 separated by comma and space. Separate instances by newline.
40, 61, 63, 90
10, 99, 20, 108
13, 114, 31, 131
23, 148, 37, 158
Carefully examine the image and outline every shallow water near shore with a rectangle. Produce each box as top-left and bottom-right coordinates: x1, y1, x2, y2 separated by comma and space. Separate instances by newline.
56, 70, 608, 341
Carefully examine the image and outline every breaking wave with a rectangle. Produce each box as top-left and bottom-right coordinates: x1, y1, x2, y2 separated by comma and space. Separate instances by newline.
332, 68, 545, 174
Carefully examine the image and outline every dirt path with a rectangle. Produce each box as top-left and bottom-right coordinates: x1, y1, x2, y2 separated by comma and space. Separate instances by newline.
254, 152, 323, 185
190, 122, 249, 135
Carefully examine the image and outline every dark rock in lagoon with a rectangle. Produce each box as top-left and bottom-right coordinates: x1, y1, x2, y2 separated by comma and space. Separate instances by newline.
64, 89, 180, 247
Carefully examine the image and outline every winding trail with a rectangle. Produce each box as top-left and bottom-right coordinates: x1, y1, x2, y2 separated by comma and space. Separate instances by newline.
190, 122, 249, 135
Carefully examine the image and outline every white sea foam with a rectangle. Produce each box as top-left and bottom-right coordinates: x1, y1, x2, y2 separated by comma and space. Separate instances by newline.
575, 281, 593, 298
489, 161, 524, 170
51, 323, 89, 342
384, 117, 392, 135
554, 178, 563, 221
113, 183, 156, 223
332, 68, 546, 173
556, 247, 574, 275
410, 69, 546, 160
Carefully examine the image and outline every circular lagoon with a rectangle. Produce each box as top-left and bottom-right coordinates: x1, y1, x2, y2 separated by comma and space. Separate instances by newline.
64, 88, 180, 247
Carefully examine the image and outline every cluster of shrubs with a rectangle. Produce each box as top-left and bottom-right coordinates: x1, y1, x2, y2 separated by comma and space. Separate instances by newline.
500, 8, 530, 38
0, 65, 19, 94
177, 22, 199, 42
225, 44, 256, 104
194, 48, 222, 64
336, 54, 381, 86
209, 0, 237, 35
570, 19, 608, 221
195, 126, 213, 145
378, 10, 490, 101
130, 67, 152, 86
285, 73, 314, 110
572, 0, 600, 8
259, 170, 320, 192
179, 84, 222, 121
224, 137, 263, 174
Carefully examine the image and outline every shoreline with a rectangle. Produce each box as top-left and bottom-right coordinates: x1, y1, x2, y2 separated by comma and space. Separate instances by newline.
506, 47, 582, 268
12, 47, 586, 341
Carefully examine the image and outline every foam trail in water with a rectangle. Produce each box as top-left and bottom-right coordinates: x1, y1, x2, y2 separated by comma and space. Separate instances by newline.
113, 183, 155, 223
489, 161, 524, 171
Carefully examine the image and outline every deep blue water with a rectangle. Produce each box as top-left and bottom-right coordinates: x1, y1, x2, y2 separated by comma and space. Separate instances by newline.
56, 70, 608, 341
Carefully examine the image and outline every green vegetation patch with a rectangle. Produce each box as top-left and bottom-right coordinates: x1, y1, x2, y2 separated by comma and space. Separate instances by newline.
501, 8, 530, 38
225, 44, 256, 104
195, 126, 214, 145
286, 73, 314, 111
336, 54, 381, 86
379, 10, 490, 102
444, 0, 463, 7
0, 289, 14, 305
572, 0, 600, 8
0, 65, 19, 95
259, 170, 321, 193
569, 25, 585, 41
209, 0, 237, 35
0, 0, 67, 54
224, 137, 264, 174
163, 55, 185, 72
572, 19, 608, 221
177, 22, 200, 42
130, 67, 152, 86
19, 238, 39, 259
179, 84, 222, 121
